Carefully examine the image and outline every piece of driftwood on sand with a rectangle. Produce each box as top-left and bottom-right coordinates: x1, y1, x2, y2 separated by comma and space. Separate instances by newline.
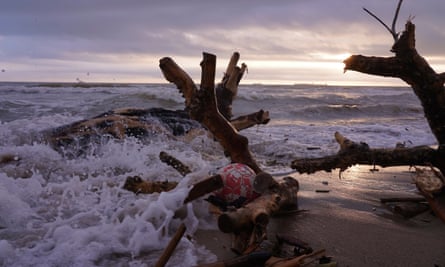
292, 0, 445, 223
123, 150, 224, 203
198, 249, 326, 267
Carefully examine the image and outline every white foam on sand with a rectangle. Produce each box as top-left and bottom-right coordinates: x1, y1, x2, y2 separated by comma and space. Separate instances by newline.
0, 138, 225, 267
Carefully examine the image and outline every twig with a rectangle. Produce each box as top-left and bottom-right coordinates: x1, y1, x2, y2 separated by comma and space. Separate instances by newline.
266, 249, 326, 267
380, 197, 427, 203
391, 0, 404, 40
363, 0, 404, 42
183, 174, 224, 203
154, 223, 187, 267
159, 151, 192, 176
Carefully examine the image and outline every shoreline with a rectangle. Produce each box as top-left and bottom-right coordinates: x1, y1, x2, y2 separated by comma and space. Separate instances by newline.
194, 165, 445, 267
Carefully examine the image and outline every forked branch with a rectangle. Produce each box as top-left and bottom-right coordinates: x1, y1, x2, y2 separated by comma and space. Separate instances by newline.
159, 53, 262, 174
363, 0, 403, 42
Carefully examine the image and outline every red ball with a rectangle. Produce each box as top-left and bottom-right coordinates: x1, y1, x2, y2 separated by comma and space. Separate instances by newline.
214, 163, 260, 203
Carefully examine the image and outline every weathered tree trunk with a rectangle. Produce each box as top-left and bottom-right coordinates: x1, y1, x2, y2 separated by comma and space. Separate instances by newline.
339, 19, 445, 222
292, 2, 445, 222
344, 21, 445, 173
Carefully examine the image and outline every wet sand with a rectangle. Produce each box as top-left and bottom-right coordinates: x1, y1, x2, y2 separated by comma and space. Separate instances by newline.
194, 165, 445, 267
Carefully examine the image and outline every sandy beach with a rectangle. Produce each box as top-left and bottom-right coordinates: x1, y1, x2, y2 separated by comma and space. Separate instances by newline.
194, 165, 445, 267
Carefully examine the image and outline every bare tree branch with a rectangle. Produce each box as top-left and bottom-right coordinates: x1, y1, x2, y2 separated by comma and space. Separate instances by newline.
391, 0, 404, 39
363, 0, 404, 42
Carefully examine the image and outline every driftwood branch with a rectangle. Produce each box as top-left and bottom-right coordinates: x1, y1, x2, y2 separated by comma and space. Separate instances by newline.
123, 150, 223, 199
159, 53, 262, 174
159, 57, 197, 108
230, 109, 270, 131
154, 223, 187, 267
217, 175, 299, 253
363, 0, 403, 42
412, 167, 445, 222
291, 132, 438, 174
392, 0, 403, 38
123, 173, 223, 201
218, 177, 299, 233
123, 176, 177, 194
217, 52, 247, 120
123, 151, 188, 194
183, 174, 223, 204
159, 151, 191, 176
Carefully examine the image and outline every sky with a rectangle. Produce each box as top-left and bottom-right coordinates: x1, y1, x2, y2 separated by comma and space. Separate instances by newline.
0, 0, 444, 86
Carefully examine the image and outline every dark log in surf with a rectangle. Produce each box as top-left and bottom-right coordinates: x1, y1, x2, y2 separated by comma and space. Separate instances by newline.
46, 52, 268, 158
47, 108, 269, 158
123, 176, 178, 194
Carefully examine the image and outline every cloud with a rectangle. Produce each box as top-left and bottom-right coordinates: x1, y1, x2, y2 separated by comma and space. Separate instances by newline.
0, 0, 444, 84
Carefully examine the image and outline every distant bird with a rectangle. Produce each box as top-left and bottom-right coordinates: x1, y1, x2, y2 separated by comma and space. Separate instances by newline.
1, 69, 5, 73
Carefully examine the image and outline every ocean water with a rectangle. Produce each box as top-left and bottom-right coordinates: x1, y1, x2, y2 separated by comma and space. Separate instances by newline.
0, 82, 437, 266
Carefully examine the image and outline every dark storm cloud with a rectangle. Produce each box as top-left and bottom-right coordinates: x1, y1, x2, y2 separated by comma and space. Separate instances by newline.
1, 1, 443, 54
